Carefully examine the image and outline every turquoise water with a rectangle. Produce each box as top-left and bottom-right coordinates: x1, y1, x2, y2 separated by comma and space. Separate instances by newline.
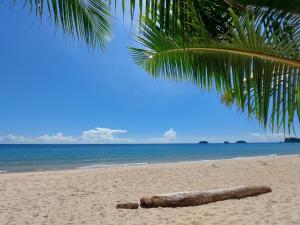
0, 143, 300, 173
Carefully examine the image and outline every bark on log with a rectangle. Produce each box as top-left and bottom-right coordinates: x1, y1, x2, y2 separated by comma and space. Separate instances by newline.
116, 203, 139, 209
140, 185, 271, 208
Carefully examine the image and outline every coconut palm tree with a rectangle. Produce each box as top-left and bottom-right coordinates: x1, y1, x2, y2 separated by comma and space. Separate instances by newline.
130, 6, 300, 133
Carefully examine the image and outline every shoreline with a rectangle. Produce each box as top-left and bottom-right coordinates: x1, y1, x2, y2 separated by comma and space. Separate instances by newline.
1, 153, 299, 175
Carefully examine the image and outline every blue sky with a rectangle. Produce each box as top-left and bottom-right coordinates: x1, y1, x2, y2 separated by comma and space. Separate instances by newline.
0, 3, 290, 143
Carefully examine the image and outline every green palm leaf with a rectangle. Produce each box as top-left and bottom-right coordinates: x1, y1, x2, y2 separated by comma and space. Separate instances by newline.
16, 0, 300, 50
127, 0, 300, 36
130, 10, 300, 133
19, 0, 111, 50
234, 0, 300, 13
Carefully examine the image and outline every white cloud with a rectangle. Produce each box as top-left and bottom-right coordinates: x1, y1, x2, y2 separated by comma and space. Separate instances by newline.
0, 128, 131, 144
79, 128, 129, 143
35, 133, 77, 144
164, 128, 177, 141
0, 133, 76, 144
0, 134, 28, 143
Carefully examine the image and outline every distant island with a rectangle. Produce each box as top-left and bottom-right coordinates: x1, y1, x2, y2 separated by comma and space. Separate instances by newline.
197, 141, 249, 144
284, 138, 300, 143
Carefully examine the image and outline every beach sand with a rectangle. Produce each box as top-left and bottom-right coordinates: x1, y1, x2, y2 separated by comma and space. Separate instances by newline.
0, 155, 300, 225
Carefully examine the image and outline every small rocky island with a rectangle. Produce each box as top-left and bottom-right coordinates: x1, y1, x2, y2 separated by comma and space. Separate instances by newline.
284, 137, 300, 143
236, 140, 247, 144
199, 141, 209, 144
224, 141, 230, 144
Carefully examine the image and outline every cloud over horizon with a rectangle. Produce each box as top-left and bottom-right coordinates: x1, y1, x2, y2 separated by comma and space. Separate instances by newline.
164, 128, 177, 141
0, 128, 285, 144
0, 127, 180, 144
0, 128, 131, 144
80, 128, 130, 143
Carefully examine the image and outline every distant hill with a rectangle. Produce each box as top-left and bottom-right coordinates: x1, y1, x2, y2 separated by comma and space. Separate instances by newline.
236, 140, 247, 144
284, 138, 300, 143
199, 141, 209, 144
224, 141, 230, 144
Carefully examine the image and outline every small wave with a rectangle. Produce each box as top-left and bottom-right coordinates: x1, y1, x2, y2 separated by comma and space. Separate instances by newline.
77, 162, 148, 169
233, 157, 252, 160
233, 154, 278, 160
0, 170, 7, 173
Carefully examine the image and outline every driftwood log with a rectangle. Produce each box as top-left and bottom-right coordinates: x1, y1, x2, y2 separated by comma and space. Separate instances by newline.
116, 203, 139, 209
140, 185, 272, 208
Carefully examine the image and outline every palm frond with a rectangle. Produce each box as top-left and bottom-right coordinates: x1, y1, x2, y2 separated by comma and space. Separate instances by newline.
125, 0, 300, 36
20, 0, 111, 50
130, 10, 300, 133
234, 0, 300, 14
114, 0, 234, 38
17, 0, 300, 50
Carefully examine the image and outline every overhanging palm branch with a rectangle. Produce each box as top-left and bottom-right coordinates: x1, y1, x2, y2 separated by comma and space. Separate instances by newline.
16, 0, 300, 50
110, 0, 234, 39
233, 0, 300, 14
124, 0, 300, 35
19, 0, 111, 49
130, 10, 300, 133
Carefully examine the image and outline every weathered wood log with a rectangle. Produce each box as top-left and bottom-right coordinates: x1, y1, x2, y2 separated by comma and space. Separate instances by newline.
140, 185, 271, 208
116, 203, 139, 209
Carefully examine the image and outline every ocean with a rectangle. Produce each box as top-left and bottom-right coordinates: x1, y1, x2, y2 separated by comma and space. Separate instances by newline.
0, 143, 300, 173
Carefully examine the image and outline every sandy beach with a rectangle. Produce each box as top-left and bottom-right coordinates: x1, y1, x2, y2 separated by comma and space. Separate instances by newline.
0, 155, 300, 225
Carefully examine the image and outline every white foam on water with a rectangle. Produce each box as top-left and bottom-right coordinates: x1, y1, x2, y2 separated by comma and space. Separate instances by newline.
0, 170, 7, 173
233, 154, 279, 160
77, 162, 148, 169
233, 156, 256, 160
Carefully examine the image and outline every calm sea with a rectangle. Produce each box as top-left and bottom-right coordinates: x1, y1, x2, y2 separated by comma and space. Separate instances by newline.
0, 143, 300, 173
